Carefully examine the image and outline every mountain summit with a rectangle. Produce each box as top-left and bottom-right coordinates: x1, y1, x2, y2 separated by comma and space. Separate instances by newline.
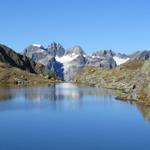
47, 42, 65, 57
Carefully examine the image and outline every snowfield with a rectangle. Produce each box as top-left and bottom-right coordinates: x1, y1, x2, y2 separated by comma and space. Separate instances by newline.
56, 54, 79, 71
113, 56, 130, 65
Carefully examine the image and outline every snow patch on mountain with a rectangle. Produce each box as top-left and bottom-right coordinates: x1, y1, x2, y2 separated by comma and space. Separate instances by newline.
56, 54, 79, 71
113, 56, 130, 65
56, 55, 79, 63
32, 44, 42, 47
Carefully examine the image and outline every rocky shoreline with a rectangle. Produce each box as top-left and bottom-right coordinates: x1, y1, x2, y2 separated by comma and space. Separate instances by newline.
74, 60, 150, 105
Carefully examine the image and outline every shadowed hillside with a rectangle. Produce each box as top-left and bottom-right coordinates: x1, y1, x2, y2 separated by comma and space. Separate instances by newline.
0, 44, 57, 85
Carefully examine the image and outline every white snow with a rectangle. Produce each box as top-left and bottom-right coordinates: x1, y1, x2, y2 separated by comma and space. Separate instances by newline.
56, 54, 79, 71
92, 56, 100, 58
56, 54, 78, 63
32, 44, 42, 47
71, 53, 76, 56
113, 56, 130, 65
35, 49, 45, 53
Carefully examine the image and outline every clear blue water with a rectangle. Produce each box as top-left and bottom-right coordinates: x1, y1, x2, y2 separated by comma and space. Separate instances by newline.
0, 83, 150, 150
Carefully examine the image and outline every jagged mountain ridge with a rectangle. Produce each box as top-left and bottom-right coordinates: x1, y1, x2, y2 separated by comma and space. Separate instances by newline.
129, 50, 150, 60
23, 43, 117, 81
23, 42, 150, 81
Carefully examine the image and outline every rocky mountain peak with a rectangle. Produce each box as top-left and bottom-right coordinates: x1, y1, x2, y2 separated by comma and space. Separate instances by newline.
92, 49, 116, 57
116, 53, 129, 59
65, 46, 86, 56
130, 50, 150, 60
23, 44, 47, 61
47, 42, 65, 57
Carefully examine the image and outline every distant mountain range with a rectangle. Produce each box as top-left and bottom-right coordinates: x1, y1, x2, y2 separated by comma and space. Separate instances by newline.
0, 42, 149, 104
23, 42, 150, 81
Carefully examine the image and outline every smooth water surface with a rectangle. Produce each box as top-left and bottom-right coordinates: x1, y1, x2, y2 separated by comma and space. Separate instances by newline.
0, 83, 150, 150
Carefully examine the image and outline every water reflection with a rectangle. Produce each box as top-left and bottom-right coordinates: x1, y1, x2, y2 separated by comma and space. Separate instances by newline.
0, 83, 117, 111
0, 88, 16, 101
0, 83, 150, 123
0, 83, 117, 102
137, 104, 150, 122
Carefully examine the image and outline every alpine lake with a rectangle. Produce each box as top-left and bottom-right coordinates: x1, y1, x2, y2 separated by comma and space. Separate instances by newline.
0, 83, 150, 150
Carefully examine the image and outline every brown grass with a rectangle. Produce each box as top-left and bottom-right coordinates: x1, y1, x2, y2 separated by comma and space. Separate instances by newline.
0, 62, 56, 86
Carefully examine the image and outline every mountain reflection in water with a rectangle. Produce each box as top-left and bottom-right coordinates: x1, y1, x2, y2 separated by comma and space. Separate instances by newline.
0, 83, 149, 123
0, 83, 117, 111
0, 83, 117, 101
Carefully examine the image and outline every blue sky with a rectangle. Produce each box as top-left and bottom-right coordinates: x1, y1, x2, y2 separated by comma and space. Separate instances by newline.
0, 0, 150, 54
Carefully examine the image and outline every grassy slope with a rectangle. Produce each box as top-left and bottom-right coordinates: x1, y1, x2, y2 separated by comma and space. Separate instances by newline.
0, 62, 56, 86
75, 60, 150, 105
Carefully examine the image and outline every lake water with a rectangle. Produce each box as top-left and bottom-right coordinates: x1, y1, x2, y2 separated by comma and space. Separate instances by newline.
0, 83, 150, 150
